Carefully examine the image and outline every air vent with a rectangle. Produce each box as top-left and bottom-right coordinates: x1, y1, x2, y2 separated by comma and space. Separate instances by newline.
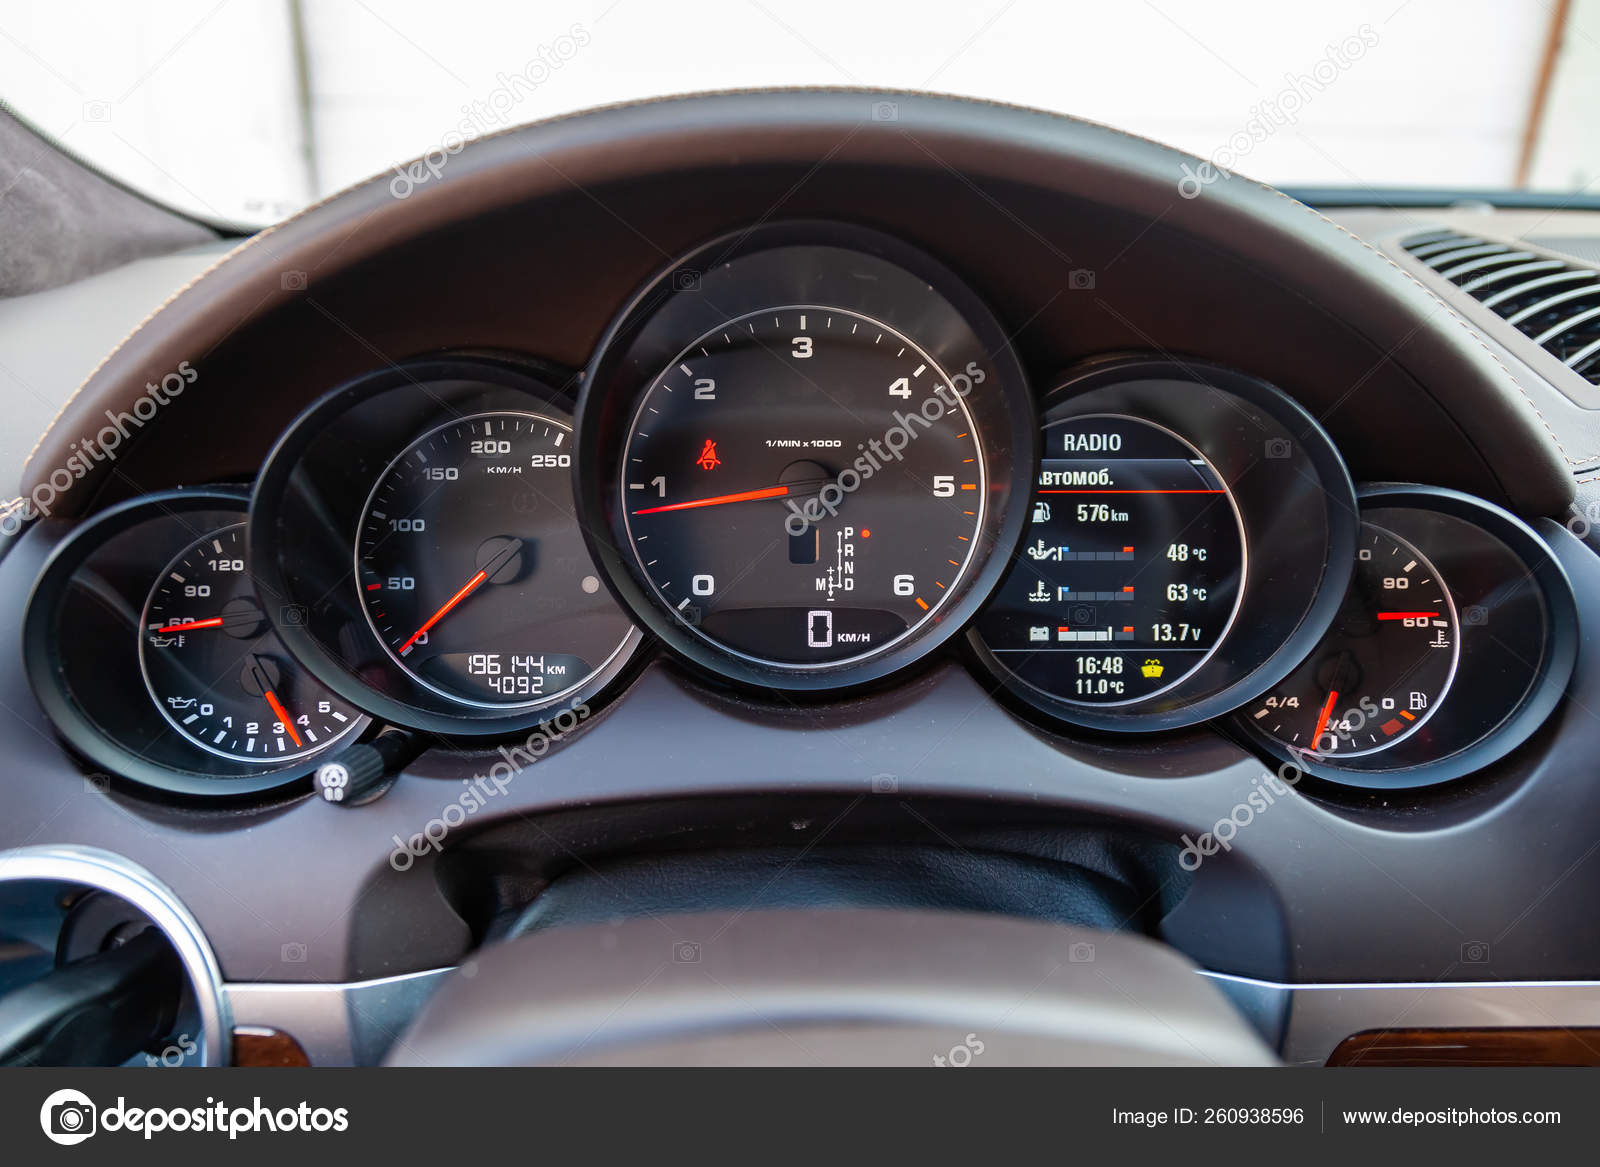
1403, 230, 1600, 384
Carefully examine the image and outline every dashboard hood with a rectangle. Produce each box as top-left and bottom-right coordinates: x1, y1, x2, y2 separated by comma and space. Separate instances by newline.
17, 87, 1575, 519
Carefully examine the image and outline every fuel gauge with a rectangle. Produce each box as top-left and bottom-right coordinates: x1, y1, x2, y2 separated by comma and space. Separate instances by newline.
1245, 524, 1459, 758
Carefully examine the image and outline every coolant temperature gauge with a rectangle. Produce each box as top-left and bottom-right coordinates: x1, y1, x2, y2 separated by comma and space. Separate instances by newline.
1246, 524, 1459, 758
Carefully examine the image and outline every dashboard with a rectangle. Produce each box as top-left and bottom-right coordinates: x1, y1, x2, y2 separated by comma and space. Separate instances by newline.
17, 220, 1578, 800
3, 90, 1600, 1065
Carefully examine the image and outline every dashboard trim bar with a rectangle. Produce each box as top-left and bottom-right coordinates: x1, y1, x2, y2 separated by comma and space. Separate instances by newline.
225, 967, 451, 1067
226, 964, 1600, 1067
1204, 971, 1600, 1067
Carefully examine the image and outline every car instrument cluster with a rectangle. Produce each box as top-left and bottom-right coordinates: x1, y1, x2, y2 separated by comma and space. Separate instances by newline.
22, 221, 1579, 798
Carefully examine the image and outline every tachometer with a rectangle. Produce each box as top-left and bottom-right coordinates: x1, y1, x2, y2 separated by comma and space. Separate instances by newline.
620, 308, 986, 667
576, 223, 1036, 690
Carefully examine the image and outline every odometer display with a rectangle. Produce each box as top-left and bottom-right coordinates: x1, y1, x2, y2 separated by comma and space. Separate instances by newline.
977, 415, 1246, 705
618, 307, 988, 668
356, 411, 635, 708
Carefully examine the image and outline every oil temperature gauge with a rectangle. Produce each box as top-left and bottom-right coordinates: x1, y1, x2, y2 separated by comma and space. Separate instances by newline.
141, 524, 364, 763
1245, 524, 1459, 758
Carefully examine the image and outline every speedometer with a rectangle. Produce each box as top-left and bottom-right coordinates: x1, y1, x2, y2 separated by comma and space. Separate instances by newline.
576, 223, 1037, 690
249, 359, 644, 736
355, 411, 636, 709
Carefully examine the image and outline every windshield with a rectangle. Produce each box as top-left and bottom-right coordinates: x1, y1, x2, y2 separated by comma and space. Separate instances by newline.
2, 0, 1595, 226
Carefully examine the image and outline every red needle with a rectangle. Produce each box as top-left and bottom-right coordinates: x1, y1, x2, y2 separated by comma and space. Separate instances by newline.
633, 485, 791, 515
1377, 612, 1440, 620
397, 569, 487, 656
1312, 689, 1339, 746
156, 617, 225, 633
263, 689, 302, 747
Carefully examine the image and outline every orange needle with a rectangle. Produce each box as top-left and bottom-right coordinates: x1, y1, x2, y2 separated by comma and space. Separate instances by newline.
633, 485, 791, 515
1376, 612, 1439, 620
264, 689, 302, 747
156, 617, 225, 633
398, 569, 487, 655
1312, 689, 1339, 747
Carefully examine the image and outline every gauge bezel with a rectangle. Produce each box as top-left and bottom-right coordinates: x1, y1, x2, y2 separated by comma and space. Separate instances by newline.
249, 356, 645, 736
574, 220, 1038, 693
1233, 484, 1580, 789
23, 487, 372, 797
968, 355, 1360, 732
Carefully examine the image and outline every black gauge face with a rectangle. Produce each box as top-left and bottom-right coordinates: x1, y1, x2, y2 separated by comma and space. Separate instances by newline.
618, 307, 988, 668
356, 411, 636, 707
976, 415, 1246, 705
140, 525, 363, 763
1246, 524, 1459, 758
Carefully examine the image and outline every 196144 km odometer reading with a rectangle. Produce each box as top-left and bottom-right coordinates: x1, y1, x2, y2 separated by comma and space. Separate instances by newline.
977, 415, 1246, 705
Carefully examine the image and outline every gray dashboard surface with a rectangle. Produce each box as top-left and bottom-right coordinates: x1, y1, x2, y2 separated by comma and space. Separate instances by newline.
1331, 206, 1600, 478
1, 511, 1597, 988
0, 241, 234, 485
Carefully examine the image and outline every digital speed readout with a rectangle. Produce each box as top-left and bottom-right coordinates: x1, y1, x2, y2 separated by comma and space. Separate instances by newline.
977, 415, 1246, 704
